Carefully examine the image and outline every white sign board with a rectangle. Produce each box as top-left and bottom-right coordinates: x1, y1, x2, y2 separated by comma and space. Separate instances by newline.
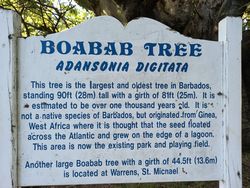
0, 9, 242, 188
18, 16, 223, 186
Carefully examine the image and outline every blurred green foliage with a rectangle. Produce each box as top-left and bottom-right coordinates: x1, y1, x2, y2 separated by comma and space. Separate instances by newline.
0, 0, 94, 37
243, 3, 250, 30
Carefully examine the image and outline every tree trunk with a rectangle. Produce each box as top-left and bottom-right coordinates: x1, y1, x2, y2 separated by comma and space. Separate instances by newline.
75, 0, 248, 39
242, 30, 250, 152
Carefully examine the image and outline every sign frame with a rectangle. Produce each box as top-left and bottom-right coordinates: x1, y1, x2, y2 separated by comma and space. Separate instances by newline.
0, 9, 242, 188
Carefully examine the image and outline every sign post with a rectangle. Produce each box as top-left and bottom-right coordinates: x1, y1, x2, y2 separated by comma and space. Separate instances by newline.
219, 17, 242, 188
0, 9, 20, 188
0, 9, 242, 188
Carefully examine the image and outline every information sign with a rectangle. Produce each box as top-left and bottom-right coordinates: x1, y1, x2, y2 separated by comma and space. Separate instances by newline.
0, 10, 242, 188
18, 16, 224, 186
